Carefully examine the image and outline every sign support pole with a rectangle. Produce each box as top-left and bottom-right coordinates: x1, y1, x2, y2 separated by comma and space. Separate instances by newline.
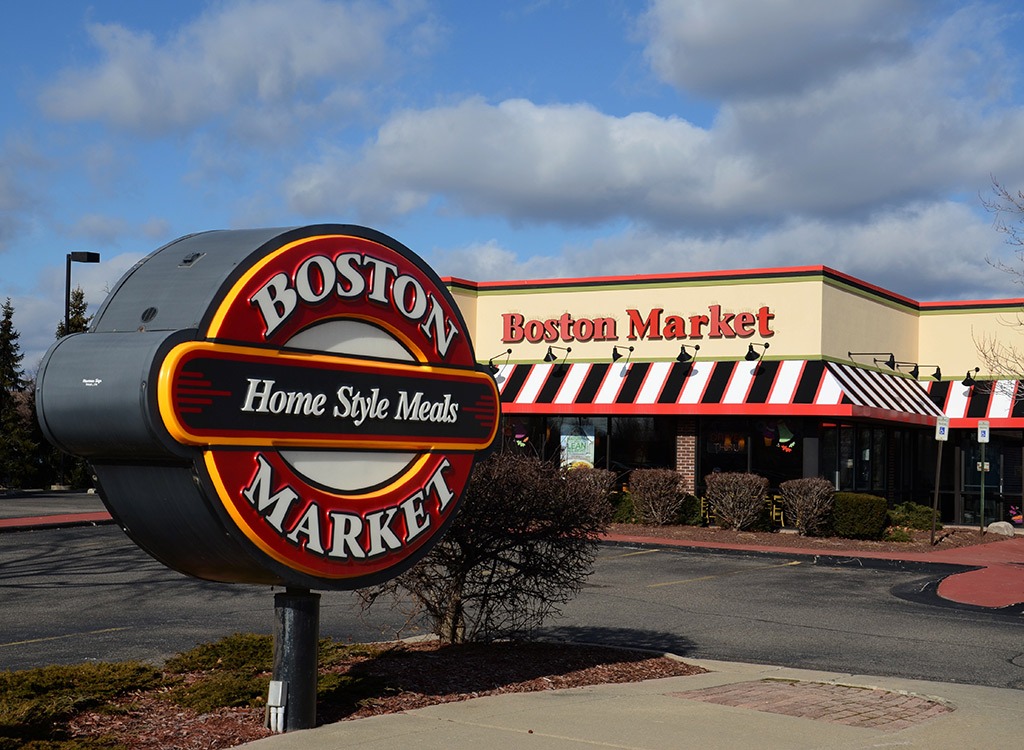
932, 417, 949, 546
931, 441, 943, 546
272, 588, 320, 732
978, 420, 990, 537
979, 441, 986, 536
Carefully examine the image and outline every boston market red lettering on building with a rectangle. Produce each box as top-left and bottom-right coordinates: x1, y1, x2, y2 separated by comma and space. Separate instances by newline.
501, 305, 775, 344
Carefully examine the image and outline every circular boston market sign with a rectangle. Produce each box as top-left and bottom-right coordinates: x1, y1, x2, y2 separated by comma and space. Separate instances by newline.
37, 225, 500, 590
177, 228, 503, 586
167, 229, 498, 584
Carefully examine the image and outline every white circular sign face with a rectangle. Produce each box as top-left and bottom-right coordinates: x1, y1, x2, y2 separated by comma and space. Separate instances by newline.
282, 319, 417, 492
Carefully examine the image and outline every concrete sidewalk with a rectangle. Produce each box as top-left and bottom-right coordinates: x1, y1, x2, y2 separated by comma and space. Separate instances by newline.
239, 659, 1022, 749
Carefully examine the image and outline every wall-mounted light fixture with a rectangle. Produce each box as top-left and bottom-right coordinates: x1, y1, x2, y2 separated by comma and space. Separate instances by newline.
676, 344, 700, 363
543, 344, 572, 372
962, 367, 980, 387
487, 348, 512, 375
895, 361, 942, 381
848, 351, 896, 369
745, 342, 770, 374
611, 345, 633, 365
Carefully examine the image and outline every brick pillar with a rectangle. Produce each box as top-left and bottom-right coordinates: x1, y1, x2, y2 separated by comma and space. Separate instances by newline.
675, 416, 697, 495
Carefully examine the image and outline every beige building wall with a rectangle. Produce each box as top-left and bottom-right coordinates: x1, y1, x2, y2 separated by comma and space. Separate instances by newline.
819, 281, 920, 366
448, 267, 1024, 381
919, 304, 1024, 378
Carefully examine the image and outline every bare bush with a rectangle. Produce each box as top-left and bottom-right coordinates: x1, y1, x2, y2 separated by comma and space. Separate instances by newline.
705, 472, 768, 530
779, 477, 834, 536
360, 453, 612, 644
565, 466, 617, 508
629, 469, 683, 525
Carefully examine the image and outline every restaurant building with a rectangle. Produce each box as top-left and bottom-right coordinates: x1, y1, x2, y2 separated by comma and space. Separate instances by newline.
447, 265, 1024, 526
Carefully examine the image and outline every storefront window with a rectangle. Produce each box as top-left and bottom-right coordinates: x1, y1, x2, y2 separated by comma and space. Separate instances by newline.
500, 415, 676, 479
822, 423, 888, 494
750, 419, 803, 488
839, 426, 855, 489
609, 417, 675, 473
698, 417, 804, 489
545, 417, 609, 469
702, 418, 750, 476
962, 437, 1005, 526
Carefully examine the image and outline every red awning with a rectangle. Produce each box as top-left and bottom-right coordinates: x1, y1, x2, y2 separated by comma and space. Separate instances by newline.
493, 359, 943, 425
926, 378, 1024, 427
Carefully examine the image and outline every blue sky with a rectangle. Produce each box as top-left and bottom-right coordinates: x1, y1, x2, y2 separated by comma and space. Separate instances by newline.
3, 0, 1024, 369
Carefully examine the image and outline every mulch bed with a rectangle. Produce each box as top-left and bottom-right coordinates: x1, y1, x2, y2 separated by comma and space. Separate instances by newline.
69, 641, 706, 750
607, 523, 1016, 554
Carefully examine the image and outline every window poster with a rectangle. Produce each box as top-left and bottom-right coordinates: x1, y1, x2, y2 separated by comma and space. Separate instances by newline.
561, 425, 595, 469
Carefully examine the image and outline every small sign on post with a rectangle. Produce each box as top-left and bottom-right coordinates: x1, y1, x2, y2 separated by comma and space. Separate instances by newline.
978, 420, 989, 536
930, 417, 949, 545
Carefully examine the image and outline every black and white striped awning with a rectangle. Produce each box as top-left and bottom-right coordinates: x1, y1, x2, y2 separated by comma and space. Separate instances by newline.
927, 378, 1024, 427
493, 359, 944, 424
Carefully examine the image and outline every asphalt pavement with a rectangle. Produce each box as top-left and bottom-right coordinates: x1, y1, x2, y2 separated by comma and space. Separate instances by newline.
3, 490, 1022, 749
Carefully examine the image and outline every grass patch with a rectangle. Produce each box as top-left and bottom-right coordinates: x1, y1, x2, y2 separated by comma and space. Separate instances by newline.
0, 661, 162, 749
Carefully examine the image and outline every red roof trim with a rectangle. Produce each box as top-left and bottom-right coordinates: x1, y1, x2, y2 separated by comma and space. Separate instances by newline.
444, 265, 1022, 310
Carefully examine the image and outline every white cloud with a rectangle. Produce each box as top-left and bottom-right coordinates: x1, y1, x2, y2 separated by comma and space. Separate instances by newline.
38, 0, 436, 137
563, 202, 1018, 302
425, 199, 1023, 305
432, 239, 571, 282
287, 97, 717, 223
285, 1, 1024, 240
639, 0, 922, 98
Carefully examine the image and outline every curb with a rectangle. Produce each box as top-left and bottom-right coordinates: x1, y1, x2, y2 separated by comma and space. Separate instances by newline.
0, 512, 114, 532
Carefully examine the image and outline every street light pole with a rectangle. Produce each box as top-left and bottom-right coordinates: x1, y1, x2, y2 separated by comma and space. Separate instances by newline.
65, 252, 101, 334
59, 251, 100, 489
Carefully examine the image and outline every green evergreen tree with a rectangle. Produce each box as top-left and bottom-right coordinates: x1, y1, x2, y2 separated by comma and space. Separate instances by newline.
0, 298, 37, 488
23, 377, 52, 488
55, 286, 93, 337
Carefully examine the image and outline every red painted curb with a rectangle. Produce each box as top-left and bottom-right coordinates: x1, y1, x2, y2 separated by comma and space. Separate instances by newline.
0, 511, 113, 530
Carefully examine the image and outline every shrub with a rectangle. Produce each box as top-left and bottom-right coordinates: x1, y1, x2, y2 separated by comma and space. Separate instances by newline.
885, 526, 914, 542
611, 491, 638, 523
629, 469, 683, 525
676, 494, 703, 526
705, 472, 768, 531
164, 632, 272, 674
168, 670, 270, 712
163, 633, 275, 712
565, 467, 617, 509
889, 502, 942, 531
830, 492, 888, 540
360, 453, 612, 643
779, 477, 834, 536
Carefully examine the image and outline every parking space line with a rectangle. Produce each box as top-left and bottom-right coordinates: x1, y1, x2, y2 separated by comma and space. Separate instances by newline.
0, 627, 130, 648
647, 560, 802, 588
604, 549, 663, 559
